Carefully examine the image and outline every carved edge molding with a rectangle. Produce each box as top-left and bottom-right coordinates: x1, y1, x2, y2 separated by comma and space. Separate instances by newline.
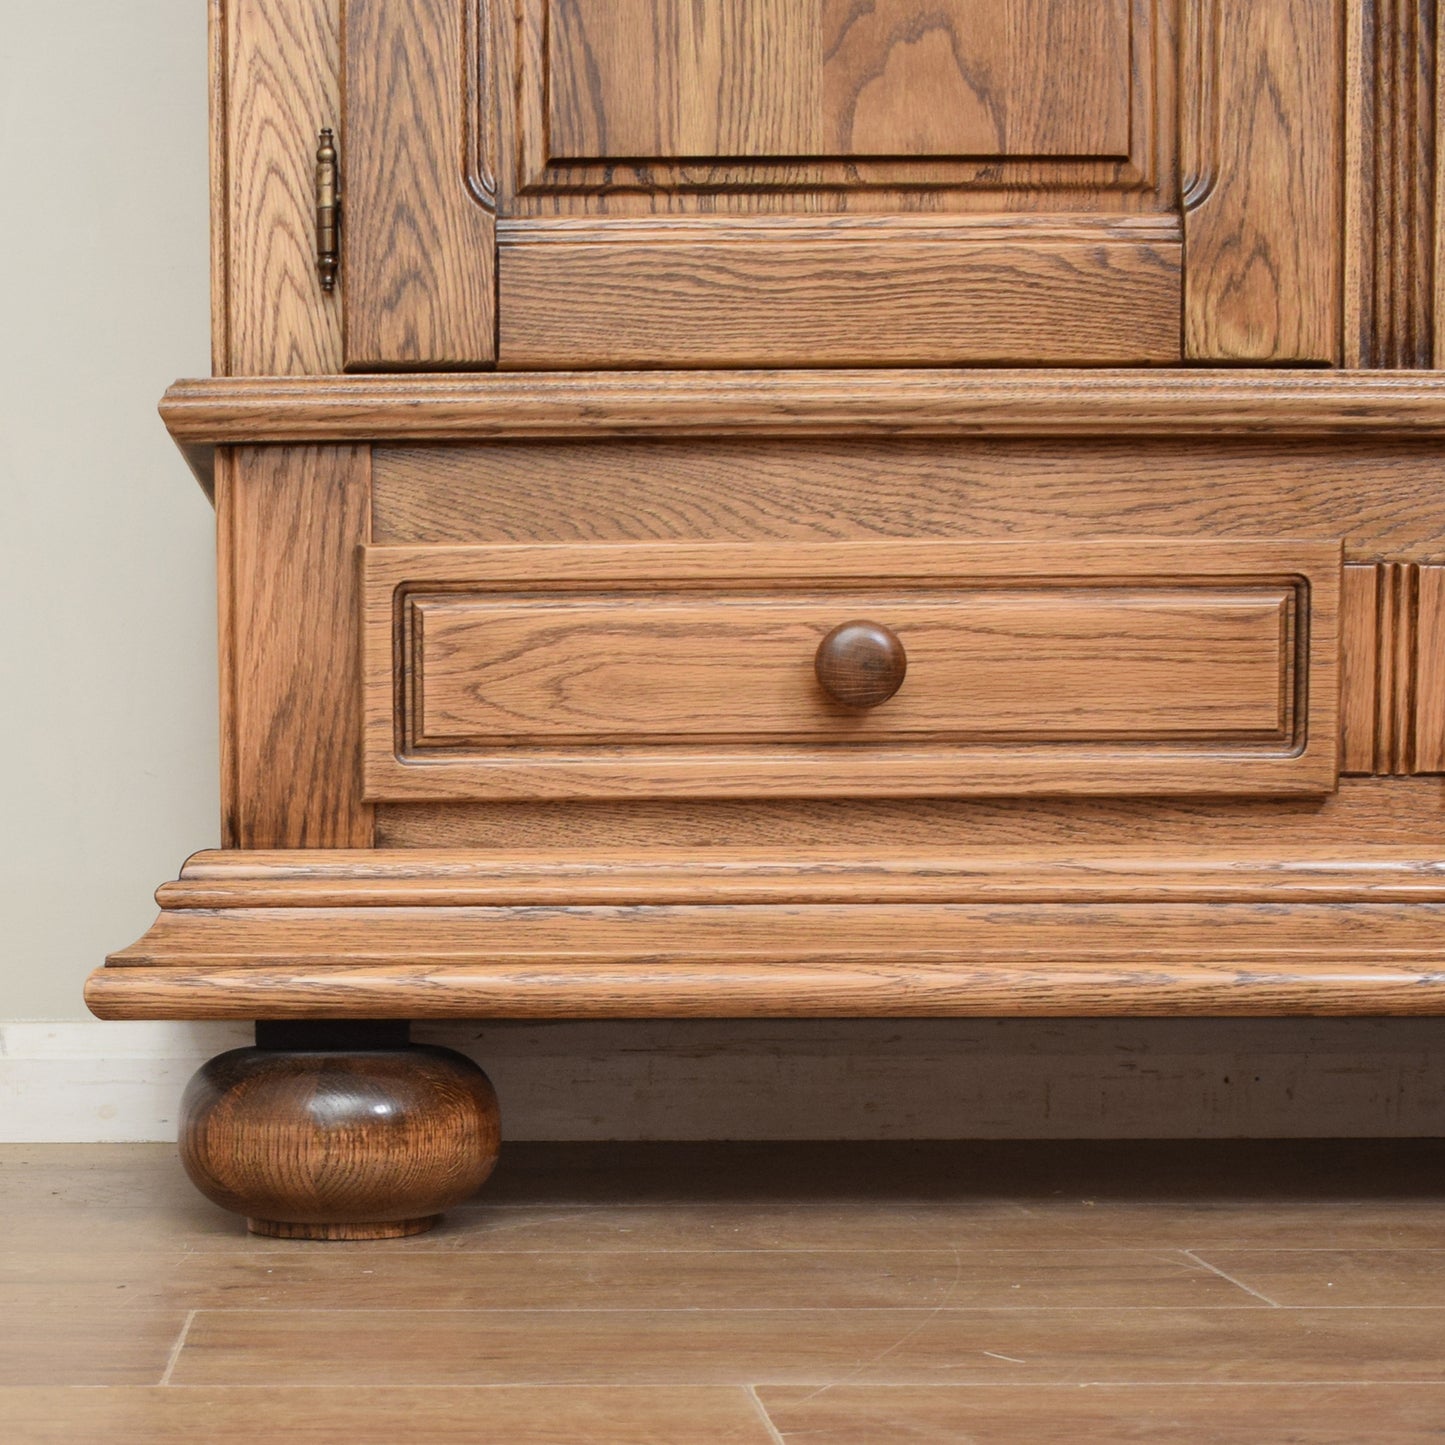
1348, 0, 1440, 367
1342, 561, 1445, 773
85, 848, 1445, 1022
1181, 0, 1220, 212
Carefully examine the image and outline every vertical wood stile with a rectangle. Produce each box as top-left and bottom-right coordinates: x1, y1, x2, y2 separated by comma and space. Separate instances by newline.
1347, 0, 1438, 366
1184, 0, 1343, 362
341, 0, 497, 369
223, 446, 375, 847
225, 0, 344, 373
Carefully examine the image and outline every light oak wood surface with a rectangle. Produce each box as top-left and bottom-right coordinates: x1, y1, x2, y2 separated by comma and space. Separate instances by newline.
374, 779, 1445, 854
1184, 0, 1342, 361
546, 0, 1134, 161
160, 373, 1445, 494
87, 846, 1445, 1020
219, 446, 373, 848
221, 0, 343, 374
207, 1, 1444, 371
362, 538, 1339, 800
8, 1143, 1445, 1441
341, 0, 496, 369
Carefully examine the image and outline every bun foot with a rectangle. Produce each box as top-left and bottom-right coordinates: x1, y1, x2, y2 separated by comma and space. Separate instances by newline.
179, 1031, 500, 1239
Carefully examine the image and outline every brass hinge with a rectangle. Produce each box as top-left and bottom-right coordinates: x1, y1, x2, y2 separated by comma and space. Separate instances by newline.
315, 127, 340, 292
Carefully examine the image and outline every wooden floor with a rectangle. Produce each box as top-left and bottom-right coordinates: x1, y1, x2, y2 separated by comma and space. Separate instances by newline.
4, 1142, 1445, 1442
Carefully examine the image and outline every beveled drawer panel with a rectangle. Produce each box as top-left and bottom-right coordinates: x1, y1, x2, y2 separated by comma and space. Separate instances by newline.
362, 540, 1341, 800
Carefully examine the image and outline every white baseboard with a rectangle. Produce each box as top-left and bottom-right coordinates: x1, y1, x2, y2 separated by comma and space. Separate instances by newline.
3, 1017, 1443, 1143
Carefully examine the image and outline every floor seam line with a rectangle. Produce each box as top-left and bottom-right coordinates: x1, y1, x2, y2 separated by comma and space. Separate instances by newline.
744, 1384, 789, 1444
1184, 1250, 1283, 1307
158, 1309, 196, 1387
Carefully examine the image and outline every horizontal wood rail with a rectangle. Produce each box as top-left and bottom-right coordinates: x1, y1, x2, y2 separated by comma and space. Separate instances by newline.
164, 371, 1445, 494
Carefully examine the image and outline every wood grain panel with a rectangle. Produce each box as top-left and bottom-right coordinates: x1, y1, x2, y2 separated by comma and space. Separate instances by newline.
362, 539, 1339, 800
224, 0, 342, 373
505, 0, 1169, 209
376, 779, 1445, 855
371, 437, 1445, 555
548, 0, 817, 159
221, 446, 373, 847
497, 221, 1181, 368
1185, 0, 1343, 361
341, 0, 496, 368
545, 0, 1131, 161
409, 589, 1294, 744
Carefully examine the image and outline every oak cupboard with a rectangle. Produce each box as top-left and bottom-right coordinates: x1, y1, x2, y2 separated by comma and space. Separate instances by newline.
87, 0, 1445, 1236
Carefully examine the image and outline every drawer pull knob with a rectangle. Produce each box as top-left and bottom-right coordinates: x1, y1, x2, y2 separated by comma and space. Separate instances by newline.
815, 621, 908, 709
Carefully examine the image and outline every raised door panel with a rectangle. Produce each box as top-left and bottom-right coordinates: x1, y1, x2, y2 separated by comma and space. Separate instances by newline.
545, 0, 1132, 160
499, 0, 1180, 367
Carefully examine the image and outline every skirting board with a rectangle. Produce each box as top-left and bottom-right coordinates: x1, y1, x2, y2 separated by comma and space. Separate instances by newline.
5, 1018, 1444, 1143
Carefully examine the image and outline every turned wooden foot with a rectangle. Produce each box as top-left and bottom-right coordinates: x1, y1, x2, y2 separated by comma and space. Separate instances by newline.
179, 1022, 500, 1239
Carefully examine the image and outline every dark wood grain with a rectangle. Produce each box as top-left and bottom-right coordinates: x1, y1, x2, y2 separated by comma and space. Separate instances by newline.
341, 0, 495, 368
815, 620, 908, 709
180, 1042, 499, 1237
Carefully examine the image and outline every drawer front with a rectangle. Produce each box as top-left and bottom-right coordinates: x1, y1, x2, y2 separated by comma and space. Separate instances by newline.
362, 539, 1341, 800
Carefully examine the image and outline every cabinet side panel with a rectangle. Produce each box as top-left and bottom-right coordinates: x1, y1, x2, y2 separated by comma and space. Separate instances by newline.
1185, 0, 1344, 361
221, 446, 373, 847
225, 0, 343, 373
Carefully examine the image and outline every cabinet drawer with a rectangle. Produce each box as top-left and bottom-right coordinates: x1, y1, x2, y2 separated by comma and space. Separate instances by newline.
362, 540, 1341, 800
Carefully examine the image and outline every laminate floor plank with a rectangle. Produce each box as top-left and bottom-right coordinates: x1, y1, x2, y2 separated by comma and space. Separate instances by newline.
1195, 1249, 1445, 1307
0, 1246, 1249, 1312
0, 1307, 189, 1387
7, 1143, 1445, 1442
440, 1201, 1445, 1253
168, 1306, 1445, 1387
0, 1386, 774, 1444
755, 1383, 1445, 1442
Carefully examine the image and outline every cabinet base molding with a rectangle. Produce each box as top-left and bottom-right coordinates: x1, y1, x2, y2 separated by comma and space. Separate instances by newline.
88, 849, 1445, 1021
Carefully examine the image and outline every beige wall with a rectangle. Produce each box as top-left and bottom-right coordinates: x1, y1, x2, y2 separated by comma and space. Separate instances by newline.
1, 2, 1437, 1140
2, 1, 216, 1020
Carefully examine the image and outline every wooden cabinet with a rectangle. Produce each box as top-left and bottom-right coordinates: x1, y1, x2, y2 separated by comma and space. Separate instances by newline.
337, 0, 1340, 368
89, 0, 1445, 1238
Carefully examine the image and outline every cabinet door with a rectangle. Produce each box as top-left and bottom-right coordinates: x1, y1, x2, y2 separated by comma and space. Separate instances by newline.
339, 0, 1340, 371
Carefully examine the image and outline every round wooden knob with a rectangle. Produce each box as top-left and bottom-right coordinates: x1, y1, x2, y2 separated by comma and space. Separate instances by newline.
815, 620, 908, 709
